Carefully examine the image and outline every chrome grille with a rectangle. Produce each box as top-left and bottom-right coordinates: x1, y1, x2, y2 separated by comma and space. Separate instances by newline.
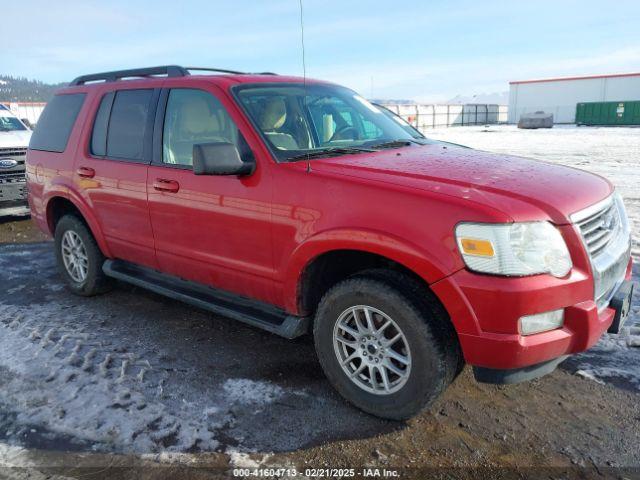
576, 200, 620, 258
571, 194, 631, 311
0, 147, 27, 157
593, 250, 630, 308
0, 172, 26, 183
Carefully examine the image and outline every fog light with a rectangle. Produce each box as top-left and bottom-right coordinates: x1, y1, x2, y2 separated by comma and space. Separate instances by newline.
519, 309, 564, 335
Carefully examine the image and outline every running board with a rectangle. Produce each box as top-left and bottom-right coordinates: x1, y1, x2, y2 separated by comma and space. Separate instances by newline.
103, 260, 309, 339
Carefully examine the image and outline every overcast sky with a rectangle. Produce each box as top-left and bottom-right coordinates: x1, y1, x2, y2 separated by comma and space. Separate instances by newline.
2, 0, 639, 101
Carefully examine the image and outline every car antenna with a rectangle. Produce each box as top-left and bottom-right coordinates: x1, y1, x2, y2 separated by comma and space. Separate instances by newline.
298, 0, 311, 173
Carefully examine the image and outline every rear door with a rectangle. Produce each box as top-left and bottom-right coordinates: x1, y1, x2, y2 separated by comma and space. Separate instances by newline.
75, 86, 159, 268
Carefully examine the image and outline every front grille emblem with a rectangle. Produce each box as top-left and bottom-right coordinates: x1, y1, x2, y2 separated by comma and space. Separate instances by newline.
0, 158, 18, 169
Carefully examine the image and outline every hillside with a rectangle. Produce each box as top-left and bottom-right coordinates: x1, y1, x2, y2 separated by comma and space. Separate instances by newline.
0, 76, 66, 102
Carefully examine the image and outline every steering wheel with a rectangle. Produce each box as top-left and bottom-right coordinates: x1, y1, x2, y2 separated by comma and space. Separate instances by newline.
329, 125, 359, 142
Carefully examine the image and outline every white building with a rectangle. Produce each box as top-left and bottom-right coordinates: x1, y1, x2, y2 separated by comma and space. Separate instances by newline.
508, 72, 640, 124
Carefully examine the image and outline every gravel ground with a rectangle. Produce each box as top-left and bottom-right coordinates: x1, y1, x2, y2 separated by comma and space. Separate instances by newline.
0, 216, 48, 244
0, 126, 638, 479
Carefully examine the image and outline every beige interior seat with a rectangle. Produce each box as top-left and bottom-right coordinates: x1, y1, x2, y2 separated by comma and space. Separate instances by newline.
165, 96, 229, 165
258, 98, 299, 150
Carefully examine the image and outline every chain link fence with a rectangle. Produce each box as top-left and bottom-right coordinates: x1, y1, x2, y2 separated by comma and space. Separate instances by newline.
380, 103, 508, 129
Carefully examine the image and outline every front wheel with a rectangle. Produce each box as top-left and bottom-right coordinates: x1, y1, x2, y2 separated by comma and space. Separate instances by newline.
54, 214, 112, 296
314, 273, 459, 420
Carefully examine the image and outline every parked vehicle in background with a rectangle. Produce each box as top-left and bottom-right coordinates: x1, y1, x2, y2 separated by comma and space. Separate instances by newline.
26, 66, 633, 419
0, 104, 31, 216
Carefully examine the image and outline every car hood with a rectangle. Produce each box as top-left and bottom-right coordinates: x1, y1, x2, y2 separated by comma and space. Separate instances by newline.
0, 130, 32, 148
309, 144, 612, 224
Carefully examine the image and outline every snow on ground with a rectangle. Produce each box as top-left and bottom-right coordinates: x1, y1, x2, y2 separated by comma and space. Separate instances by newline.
427, 125, 640, 390
0, 243, 390, 456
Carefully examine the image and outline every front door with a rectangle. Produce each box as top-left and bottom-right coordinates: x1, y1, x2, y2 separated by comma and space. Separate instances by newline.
146, 84, 275, 304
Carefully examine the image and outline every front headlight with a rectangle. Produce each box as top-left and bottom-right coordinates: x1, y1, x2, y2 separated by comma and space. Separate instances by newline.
455, 222, 572, 277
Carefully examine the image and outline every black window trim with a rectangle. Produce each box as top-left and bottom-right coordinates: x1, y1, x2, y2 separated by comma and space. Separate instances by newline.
90, 91, 115, 157
151, 87, 191, 171
89, 87, 160, 165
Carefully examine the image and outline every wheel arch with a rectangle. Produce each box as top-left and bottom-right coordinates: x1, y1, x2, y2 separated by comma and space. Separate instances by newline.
44, 190, 112, 258
284, 228, 456, 317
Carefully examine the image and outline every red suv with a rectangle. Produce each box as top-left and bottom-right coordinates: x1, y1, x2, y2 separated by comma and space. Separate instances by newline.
27, 66, 633, 419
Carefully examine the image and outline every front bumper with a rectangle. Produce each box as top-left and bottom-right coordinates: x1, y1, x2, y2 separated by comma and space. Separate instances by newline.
431, 255, 633, 372
0, 179, 28, 217
0, 202, 30, 217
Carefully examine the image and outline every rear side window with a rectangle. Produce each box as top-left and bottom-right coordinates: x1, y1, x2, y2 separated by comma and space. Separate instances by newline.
29, 94, 86, 152
90, 92, 114, 156
105, 89, 153, 161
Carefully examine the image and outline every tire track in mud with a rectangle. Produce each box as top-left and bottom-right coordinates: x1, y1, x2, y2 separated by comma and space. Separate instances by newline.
0, 302, 227, 452
0, 243, 390, 455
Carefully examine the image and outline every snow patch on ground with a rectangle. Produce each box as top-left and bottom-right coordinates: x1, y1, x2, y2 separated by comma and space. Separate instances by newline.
223, 379, 284, 406
575, 370, 605, 385
226, 448, 272, 468
0, 302, 225, 453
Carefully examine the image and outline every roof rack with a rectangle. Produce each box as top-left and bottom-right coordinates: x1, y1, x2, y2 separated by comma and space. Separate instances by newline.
185, 67, 246, 75
69, 65, 276, 86
69, 65, 189, 86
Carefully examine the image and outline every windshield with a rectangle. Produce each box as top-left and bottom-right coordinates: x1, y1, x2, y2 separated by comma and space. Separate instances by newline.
373, 104, 425, 140
236, 84, 416, 161
0, 113, 27, 132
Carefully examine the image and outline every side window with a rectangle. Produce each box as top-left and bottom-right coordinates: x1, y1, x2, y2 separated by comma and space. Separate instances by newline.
91, 92, 114, 156
29, 93, 86, 152
162, 89, 241, 166
106, 89, 153, 161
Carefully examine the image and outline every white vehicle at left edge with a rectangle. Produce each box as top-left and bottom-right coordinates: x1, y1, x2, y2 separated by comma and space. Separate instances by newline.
0, 104, 31, 216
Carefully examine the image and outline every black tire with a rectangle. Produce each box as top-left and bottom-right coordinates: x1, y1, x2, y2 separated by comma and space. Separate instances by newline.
313, 270, 461, 420
54, 214, 112, 296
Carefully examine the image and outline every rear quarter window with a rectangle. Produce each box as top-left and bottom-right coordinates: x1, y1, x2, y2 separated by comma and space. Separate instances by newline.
91, 92, 115, 157
29, 93, 86, 153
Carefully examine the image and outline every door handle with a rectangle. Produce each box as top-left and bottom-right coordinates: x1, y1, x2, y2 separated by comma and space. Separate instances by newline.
153, 178, 180, 193
77, 166, 95, 178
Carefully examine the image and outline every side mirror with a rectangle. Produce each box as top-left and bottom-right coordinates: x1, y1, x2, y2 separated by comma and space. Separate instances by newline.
192, 142, 255, 176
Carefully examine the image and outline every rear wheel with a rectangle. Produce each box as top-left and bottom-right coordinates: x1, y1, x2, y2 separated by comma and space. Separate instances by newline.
54, 215, 112, 296
314, 272, 460, 420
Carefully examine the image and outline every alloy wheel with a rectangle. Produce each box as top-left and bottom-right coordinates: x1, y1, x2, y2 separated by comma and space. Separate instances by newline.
61, 230, 89, 283
333, 305, 412, 395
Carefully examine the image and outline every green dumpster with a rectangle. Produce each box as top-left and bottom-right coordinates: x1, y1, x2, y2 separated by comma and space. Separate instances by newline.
576, 100, 640, 126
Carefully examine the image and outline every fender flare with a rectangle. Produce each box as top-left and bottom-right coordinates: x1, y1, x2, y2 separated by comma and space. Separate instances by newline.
282, 228, 455, 314
43, 184, 113, 258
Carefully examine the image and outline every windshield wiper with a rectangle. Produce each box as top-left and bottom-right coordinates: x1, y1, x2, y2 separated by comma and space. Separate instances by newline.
367, 139, 417, 150
286, 146, 376, 162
